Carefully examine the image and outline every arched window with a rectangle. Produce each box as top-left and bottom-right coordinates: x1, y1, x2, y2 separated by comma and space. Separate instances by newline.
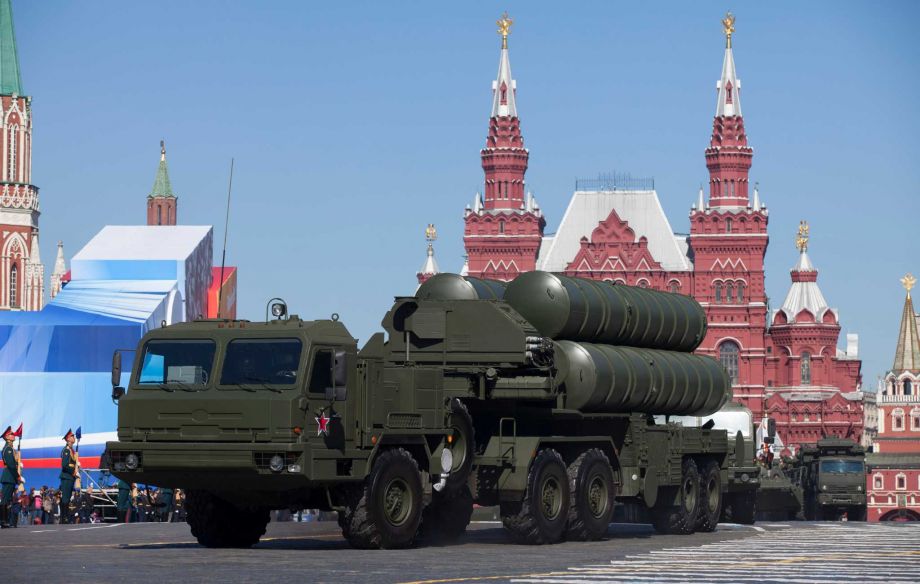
637, 279, 649, 289
737, 281, 745, 303
726, 282, 735, 304
719, 341, 740, 384
157, 205, 163, 226
725, 218, 733, 233
893, 409, 905, 431
905, 379, 913, 396
801, 352, 811, 385
715, 282, 723, 303
668, 280, 680, 294
8, 264, 17, 308
873, 474, 883, 490
911, 409, 920, 431
498, 222, 505, 234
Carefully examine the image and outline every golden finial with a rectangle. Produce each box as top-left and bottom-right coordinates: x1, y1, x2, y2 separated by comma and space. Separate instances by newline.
722, 11, 735, 48
497, 12, 513, 49
794, 220, 809, 253
425, 223, 438, 244
902, 273, 917, 299
160, 139, 166, 162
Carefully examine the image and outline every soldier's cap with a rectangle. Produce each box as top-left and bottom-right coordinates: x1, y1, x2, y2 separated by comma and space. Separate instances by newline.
1, 426, 12, 439
63, 428, 75, 441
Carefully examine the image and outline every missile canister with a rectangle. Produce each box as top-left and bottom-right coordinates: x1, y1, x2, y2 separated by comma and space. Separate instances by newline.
415, 273, 506, 301
503, 271, 706, 352
555, 341, 730, 416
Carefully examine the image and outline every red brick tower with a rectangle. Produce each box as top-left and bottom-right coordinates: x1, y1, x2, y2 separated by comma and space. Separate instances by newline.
464, 13, 545, 281
147, 140, 177, 226
0, 0, 43, 311
689, 13, 770, 417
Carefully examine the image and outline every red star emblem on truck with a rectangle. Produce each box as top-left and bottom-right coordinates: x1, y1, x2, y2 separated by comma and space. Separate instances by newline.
315, 410, 331, 436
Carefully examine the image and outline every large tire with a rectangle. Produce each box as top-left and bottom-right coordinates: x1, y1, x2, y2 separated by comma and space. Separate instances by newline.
502, 448, 570, 545
723, 492, 756, 524
420, 485, 474, 543
340, 448, 423, 549
445, 399, 475, 492
565, 449, 616, 541
186, 490, 269, 548
651, 458, 700, 535
696, 461, 722, 533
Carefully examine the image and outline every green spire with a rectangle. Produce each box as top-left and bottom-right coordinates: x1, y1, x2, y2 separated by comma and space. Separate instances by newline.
149, 140, 176, 199
0, 0, 23, 96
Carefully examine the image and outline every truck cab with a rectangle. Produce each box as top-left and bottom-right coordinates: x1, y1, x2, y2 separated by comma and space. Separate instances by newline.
793, 438, 867, 521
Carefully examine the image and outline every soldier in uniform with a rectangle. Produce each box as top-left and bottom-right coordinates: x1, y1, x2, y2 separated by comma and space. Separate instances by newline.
116, 479, 131, 523
58, 429, 78, 524
1, 426, 21, 528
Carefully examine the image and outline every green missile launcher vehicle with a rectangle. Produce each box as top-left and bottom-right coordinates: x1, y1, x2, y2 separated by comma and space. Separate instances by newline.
106, 272, 746, 549
792, 438, 867, 521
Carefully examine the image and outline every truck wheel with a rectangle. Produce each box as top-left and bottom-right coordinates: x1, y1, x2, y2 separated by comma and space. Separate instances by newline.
565, 448, 616, 541
502, 448, 570, 545
445, 399, 475, 492
651, 458, 700, 535
186, 490, 269, 548
722, 493, 756, 524
420, 485, 474, 543
341, 448, 423, 549
696, 461, 722, 533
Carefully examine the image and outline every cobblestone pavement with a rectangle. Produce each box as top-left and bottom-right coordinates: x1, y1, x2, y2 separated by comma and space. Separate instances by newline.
0, 520, 916, 584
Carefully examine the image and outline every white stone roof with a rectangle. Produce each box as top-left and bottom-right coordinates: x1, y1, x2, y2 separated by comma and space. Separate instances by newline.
491, 46, 517, 118
536, 190, 692, 272
716, 46, 741, 117
777, 250, 837, 322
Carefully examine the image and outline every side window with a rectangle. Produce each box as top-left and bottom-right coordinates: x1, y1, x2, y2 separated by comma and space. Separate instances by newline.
308, 350, 333, 394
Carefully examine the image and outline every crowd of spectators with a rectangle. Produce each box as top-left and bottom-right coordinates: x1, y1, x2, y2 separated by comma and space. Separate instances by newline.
5, 483, 187, 526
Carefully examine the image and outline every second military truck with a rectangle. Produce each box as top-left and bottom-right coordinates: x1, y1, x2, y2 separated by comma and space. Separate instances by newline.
107, 271, 743, 548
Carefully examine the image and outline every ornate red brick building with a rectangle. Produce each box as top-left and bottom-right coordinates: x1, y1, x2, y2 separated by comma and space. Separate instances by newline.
441, 13, 865, 453
867, 275, 920, 521
0, 0, 43, 311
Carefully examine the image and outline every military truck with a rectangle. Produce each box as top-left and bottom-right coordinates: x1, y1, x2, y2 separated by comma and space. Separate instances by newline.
663, 402, 761, 524
106, 271, 740, 549
791, 438, 866, 521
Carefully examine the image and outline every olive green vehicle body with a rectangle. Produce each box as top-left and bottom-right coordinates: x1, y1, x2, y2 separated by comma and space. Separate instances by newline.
755, 468, 803, 520
792, 438, 867, 520
107, 275, 741, 541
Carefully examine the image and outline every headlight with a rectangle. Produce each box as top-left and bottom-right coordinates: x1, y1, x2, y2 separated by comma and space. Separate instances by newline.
287, 464, 301, 473
440, 448, 454, 474
269, 454, 284, 472
125, 453, 139, 470
741, 473, 750, 483
822, 485, 827, 491
857, 485, 863, 492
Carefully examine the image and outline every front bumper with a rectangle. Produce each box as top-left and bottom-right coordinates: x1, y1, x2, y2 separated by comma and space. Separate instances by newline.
725, 466, 760, 492
817, 492, 866, 506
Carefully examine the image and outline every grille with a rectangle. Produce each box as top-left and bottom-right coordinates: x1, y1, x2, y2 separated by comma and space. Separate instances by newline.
387, 413, 422, 429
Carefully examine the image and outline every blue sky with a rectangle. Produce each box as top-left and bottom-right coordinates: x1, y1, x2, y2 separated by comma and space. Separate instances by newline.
14, 1, 920, 385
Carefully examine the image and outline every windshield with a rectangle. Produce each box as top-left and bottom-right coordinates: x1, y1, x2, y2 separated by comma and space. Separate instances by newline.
219, 338, 303, 387
137, 340, 216, 387
820, 460, 864, 474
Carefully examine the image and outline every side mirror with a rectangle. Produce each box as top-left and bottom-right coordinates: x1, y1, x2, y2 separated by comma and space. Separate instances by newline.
325, 350, 348, 401
767, 418, 777, 439
112, 386, 126, 402
111, 351, 122, 387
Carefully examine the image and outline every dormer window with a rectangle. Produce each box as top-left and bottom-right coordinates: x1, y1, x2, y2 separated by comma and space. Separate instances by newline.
725, 80, 733, 104
500, 82, 508, 105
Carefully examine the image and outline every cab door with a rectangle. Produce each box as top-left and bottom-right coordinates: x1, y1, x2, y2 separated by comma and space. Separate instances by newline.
304, 345, 355, 450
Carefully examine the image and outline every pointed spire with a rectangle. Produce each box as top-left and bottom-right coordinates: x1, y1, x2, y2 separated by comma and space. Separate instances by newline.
28, 231, 40, 264
149, 140, 176, 198
416, 224, 440, 285
53, 240, 66, 277
491, 12, 517, 118
460, 255, 469, 277
892, 274, 920, 372
697, 186, 705, 210
716, 12, 741, 117
0, 0, 23, 96
752, 183, 761, 211
472, 192, 483, 214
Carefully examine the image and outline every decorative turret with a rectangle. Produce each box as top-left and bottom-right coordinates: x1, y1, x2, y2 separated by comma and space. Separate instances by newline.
481, 12, 528, 211
463, 14, 545, 281
416, 224, 440, 286
51, 240, 67, 298
776, 222, 835, 323
892, 274, 920, 374
146, 140, 178, 226
705, 12, 753, 209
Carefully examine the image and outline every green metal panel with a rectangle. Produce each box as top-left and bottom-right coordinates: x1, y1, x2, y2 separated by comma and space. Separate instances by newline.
503, 271, 707, 351
0, 0, 23, 96
555, 341, 731, 416
415, 273, 506, 300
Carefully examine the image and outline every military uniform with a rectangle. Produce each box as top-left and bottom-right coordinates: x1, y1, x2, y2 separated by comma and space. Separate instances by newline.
1, 426, 20, 528
58, 429, 78, 524
116, 479, 131, 523
158, 487, 174, 522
